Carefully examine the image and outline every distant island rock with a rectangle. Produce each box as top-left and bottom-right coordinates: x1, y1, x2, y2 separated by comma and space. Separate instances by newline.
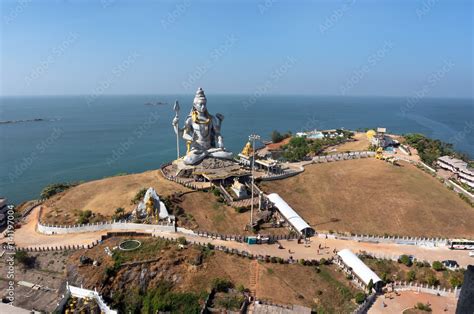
0, 118, 46, 125
144, 101, 168, 106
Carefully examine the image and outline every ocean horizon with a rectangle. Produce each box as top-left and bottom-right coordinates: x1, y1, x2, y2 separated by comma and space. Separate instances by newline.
1, 94, 473, 204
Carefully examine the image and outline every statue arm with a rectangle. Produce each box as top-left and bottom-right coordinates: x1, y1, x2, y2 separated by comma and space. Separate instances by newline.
182, 116, 194, 142
213, 115, 224, 148
172, 116, 193, 142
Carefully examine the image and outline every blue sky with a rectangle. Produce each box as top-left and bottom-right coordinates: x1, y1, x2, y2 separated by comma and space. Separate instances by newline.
1, 0, 472, 97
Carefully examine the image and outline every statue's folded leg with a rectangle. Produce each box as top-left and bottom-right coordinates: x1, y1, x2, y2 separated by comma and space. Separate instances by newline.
209, 149, 233, 160
183, 150, 208, 165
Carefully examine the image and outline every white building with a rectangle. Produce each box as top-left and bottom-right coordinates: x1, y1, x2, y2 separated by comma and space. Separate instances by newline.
437, 156, 474, 188
336, 249, 383, 291
267, 193, 315, 237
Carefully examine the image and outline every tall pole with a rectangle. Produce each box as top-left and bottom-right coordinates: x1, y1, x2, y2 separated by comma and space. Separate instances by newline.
249, 134, 260, 229
173, 101, 180, 159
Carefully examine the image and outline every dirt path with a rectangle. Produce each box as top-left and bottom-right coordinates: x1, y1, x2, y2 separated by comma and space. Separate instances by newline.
7, 206, 474, 267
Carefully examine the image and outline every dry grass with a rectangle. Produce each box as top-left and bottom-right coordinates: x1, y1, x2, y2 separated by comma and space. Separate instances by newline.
325, 132, 370, 153
41, 170, 285, 235
261, 158, 474, 238
72, 237, 358, 312
43, 170, 189, 224
178, 192, 251, 234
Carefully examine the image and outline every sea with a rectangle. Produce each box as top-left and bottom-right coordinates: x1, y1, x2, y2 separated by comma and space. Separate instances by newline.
1, 95, 473, 204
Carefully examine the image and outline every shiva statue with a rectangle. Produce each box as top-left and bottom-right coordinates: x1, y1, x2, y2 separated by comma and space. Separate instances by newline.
172, 88, 233, 165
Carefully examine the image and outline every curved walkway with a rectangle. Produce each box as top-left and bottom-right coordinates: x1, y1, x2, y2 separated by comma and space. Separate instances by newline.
6, 206, 474, 268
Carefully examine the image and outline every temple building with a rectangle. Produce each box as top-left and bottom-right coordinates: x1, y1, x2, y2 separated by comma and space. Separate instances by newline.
437, 156, 474, 188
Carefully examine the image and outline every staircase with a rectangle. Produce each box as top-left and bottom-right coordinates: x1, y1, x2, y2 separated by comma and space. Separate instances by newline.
249, 259, 259, 298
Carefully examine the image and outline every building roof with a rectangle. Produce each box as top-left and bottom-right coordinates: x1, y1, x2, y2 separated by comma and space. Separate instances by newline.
267, 193, 314, 236
438, 156, 474, 175
337, 249, 382, 286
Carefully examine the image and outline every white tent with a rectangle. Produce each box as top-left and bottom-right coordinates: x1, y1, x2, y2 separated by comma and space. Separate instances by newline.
267, 193, 314, 237
337, 249, 382, 288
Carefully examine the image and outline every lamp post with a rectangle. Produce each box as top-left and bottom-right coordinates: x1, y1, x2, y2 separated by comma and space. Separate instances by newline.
249, 134, 260, 229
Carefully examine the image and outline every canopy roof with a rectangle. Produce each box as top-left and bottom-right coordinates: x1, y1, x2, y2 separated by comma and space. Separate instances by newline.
267, 193, 314, 236
337, 249, 382, 286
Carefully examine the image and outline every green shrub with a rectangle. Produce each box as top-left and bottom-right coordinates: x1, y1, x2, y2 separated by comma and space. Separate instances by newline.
235, 206, 247, 213
415, 302, 432, 312
112, 207, 125, 220
212, 278, 233, 292
432, 261, 444, 271
131, 188, 147, 204
15, 251, 36, 268
40, 182, 75, 199
212, 188, 221, 197
78, 210, 92, 224
355, 292, 366, 304
426, 274, 439, 286
398, 255, 413, 267
450, 276, 462, 288
177, 237, 187, 245
407, 270, 416, 282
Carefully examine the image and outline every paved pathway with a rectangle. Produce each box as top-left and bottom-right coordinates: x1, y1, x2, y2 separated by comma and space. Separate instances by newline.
5, 206, 474, 267
370, 291, 457, 314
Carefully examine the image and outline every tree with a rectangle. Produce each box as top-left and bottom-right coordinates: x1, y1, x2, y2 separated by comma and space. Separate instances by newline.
354, 292, 366, 304
367, 279, 374, 292
398, 255, 413, 267
15, 251, 36, 268
271, 130, 284, 143
212, 278, 233, 292
407, 270, 416, 282
131, 188, 147, 204
78, 210, 92, 224
450, 276, 462, 288
40, 182, 75, 199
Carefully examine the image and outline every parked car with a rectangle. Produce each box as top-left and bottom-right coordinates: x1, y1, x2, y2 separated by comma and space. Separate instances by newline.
442, 260, 459, 269
469, 251, 474, 257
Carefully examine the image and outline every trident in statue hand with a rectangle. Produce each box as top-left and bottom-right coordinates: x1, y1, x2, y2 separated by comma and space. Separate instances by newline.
173, 100, 180, 159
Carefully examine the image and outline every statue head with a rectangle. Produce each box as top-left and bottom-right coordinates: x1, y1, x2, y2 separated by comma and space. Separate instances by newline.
193, 87, 207, 113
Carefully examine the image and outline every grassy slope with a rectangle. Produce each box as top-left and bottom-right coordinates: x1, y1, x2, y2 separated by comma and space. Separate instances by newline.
261, 158, 474, 238
42, 170, 189, 225
70, 237, 359, 312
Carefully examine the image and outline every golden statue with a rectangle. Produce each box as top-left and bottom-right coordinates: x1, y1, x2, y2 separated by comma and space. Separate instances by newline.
146, 197, 155, 217
241, 141, 253, 157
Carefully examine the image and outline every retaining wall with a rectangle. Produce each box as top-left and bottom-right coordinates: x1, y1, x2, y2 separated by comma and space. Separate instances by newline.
37, 220, 175, 235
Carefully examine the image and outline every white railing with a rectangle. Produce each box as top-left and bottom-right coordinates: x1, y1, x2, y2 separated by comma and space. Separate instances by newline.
391, 281, 461, 298
66, 283, 118, 314
37, 219, 175, 235
317, 232, 450, 248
